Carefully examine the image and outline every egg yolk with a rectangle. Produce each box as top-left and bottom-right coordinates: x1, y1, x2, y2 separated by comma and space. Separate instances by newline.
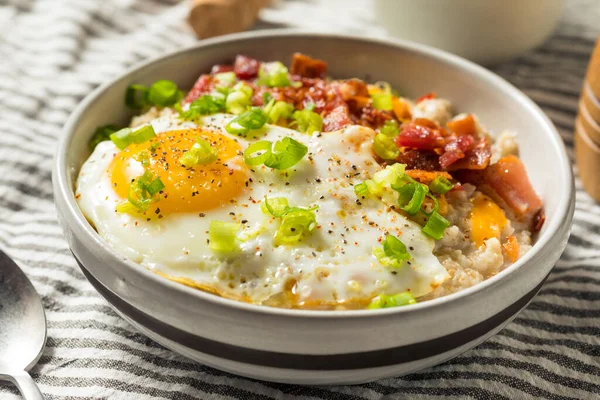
470, 194, 507, 248
109, 128, 248, 214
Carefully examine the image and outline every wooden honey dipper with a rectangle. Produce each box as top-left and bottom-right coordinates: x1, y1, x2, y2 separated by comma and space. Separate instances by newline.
575, 36, 600, 201
188, 0, 271, 39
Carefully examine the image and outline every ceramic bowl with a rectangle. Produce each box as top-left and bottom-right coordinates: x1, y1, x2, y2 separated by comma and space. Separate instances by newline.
53, 31, 574, 385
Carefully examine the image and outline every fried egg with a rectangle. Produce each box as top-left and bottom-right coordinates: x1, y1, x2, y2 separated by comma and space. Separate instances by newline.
76, 113, 449, 309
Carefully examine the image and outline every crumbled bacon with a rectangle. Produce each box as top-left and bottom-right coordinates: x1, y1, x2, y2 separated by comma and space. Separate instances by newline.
323, 104, 352, 132
439, 134, 475, 168
185, 74, 214, 103
445, 137, 491, 171
234, 55, 260, 80
396, 122, 445, 150
211, 64, 234, 74
417, 92, 436, 103
290, 53, 328, 78
396, 149, 441, 171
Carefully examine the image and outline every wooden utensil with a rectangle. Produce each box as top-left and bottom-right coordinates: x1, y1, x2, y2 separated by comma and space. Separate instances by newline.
189, 0, 271, 39
575, 35, 600, 201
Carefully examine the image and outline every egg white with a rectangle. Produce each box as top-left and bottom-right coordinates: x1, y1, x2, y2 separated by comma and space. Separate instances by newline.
77, 113, 449, 307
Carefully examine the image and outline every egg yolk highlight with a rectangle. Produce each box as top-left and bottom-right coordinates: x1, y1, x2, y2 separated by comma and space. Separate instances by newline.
109, 128, 248, 214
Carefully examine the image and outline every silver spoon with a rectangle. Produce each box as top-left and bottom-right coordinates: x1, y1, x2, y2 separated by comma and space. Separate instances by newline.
0, 250, 46, 399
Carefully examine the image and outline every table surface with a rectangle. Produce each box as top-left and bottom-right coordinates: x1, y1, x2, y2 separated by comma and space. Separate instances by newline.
1, 0, 599, 399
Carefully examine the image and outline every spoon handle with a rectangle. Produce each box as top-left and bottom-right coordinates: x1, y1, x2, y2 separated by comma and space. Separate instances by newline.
0, 370, 44, 400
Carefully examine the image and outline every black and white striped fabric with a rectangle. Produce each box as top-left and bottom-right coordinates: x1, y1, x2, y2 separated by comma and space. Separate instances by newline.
1, 0, 599, 398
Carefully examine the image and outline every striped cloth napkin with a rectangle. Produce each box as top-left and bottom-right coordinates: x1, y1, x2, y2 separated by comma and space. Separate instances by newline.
1, 0, 599, 398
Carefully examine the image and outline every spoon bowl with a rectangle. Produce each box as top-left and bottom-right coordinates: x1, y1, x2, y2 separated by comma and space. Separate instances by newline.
0, 250, 46, 399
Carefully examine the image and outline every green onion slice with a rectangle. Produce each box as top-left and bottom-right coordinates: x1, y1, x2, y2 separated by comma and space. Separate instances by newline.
125, 84, 148, 109
368, 292, 417, 309
147, 80, 183, 107
117, 170, 164, 213
262, 92, 273, 105
275, 209, 317, 245
395, 182, 428, 215
263, 137, 308, 170
371, 92, 393, 111
263, 197, 290, 217
264, 100, 294, 124
214, 72, 237, 87
421, 211, 450, 240
179, 137, 219, 168
373, 234, 411, 269
244, 140, 271, 166
209, 220, 240, 253
373, 133, 400, 160
430, 175, 454, 194
226, 108, 268, 136
179, 94, 227, 120
110, 124, 156, 150
257, 61, 293, 88
225, 90, 251, 115
292, 108, 323, 134
380, 120, 400, 137
354, 182, 369, 197
89, 124, 119, 151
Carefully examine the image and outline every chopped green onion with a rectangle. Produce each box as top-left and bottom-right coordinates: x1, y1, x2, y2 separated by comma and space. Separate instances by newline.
292, 108, 323, 134
214, 72, 237, 87
209, 220, 240, 253
262, 197, 290, 217
226, 90, 251, 115
430, 176, 454, 194
421, 211, 450, 240
257, 61, 293, 87
373, 133, 400, 160
395, 182, 428, 215
244, 140, 272, 166
264, 137, 308, 170
380, 120, 400, 137
368, 292, 417, 309
179, 94, 226, 120
89, 124, 119, 151
275, 209, 317, 245
373, 234, 411, 269
354, 182, 370, 197
147, 80, 183, 107
264, 100, 294, 124
179, 137, 219, 168
371, 92, 393, 111
110, 125, 156, 150
262, 92, 273, 105
226, 108, 268, 136
117, 170, 164, 213
134, 151, 150, 167
234, 81, 253, 97
421, 194, 440, 217
125, 84, 148, 109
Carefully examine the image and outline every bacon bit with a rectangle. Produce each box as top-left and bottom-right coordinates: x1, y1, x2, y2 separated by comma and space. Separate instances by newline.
439, 134, 475, 168
503, 235, 520, 263
417, 92, 436, 103
185, 74, 214, 103
337, 79, 369, 100
405, 169, 452, 185
211, 64, 234, 74
234, 55, 260, 80
447, 115, 477, 135
445, 137, 491, 171
396, 149, 440, 171
323, 103, 352, 132
396, 122, 445, 150
290, 53, 328, 78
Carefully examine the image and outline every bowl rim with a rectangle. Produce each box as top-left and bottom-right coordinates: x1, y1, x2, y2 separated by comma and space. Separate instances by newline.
54, 29, 574, 319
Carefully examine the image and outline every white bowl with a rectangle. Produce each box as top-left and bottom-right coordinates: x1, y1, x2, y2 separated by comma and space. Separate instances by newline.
53, 31, 574, 385
374, 0, 565, 65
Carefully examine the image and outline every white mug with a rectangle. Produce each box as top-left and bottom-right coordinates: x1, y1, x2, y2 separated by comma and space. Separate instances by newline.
374, 0, 565, 65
